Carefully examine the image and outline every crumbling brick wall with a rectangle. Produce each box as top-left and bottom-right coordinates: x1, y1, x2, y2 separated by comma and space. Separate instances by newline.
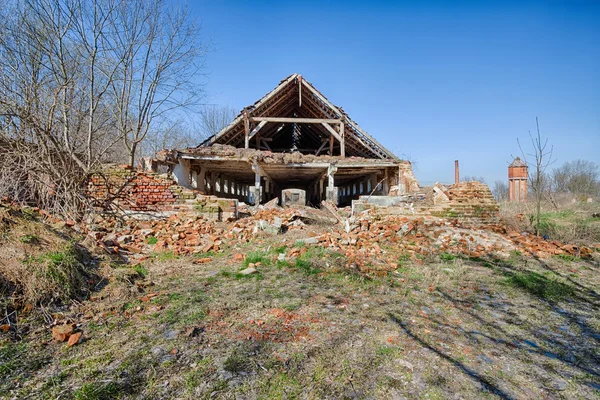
86, 164, 237, 220
429, 181, 499, 224
399, 161, 420, 193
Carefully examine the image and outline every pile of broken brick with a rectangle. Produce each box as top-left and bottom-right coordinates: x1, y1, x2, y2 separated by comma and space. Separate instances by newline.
2, 197, 594, 273
85, 201, 597, 272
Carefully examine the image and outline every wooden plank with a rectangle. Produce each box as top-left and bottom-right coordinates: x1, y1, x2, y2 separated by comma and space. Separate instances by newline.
248, 120, 267, 140
251, 117, 341, 124
329, 135, 334, 155
321, 123, 342, 142
339, 122, 345, 158
243, 111, 250, 149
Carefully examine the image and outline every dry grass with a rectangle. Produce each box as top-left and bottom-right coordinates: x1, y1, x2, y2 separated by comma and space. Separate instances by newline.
2, 234, 599, 399
499, 197, 600, 245
0, 205, 95, 311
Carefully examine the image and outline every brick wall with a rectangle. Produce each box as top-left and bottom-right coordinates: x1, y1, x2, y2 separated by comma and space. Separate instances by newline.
353, 181, 500, 226
87, 165, 237, 220
429, 181, 500, 224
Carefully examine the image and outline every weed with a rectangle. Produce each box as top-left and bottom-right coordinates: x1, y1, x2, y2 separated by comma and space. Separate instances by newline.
244, 250, 272, 267
146, 236, 158, 245
19, 234, 38, 244
440, 253, 456, 262
132, 264, 147, 278
223, 346, 252, 373
554, 253, 579, 262
282, 302, 301, 311
376, 345, 400, 357
273, 245, 287, 253
220, 269, 232, 278
397, 253, 411, 267
73, 382, 120, 400
294, 258, 320, 275
150, 251, 178, 261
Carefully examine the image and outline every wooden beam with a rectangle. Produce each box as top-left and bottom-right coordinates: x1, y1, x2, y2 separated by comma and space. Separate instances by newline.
251, 162, 273, 183
260, 138, 271, 151
315, 139, 328, 156
251, 117, 341, 124
248, 120, 267, 140
243, 111, 250, 148
321, 122, 342, 142
329, 135, 334, 155
339, 122, 345, 158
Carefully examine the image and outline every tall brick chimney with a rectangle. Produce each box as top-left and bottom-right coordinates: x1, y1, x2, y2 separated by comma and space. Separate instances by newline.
454, 160, 459, 185
508, 157, 528, 202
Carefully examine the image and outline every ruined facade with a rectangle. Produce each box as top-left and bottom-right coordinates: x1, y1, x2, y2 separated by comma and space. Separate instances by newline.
151, 74, 420, 207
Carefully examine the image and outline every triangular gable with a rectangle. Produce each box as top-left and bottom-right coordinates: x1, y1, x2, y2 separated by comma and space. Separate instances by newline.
199, 73, 398, 160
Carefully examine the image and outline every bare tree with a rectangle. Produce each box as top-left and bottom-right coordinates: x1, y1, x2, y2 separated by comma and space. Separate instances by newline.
492, 180, 509, 201
462, 175, 487, 184
551, 160, 600, 197
518, 117, 555, 235
109, 0, 208, 166
0, 0, 207, 216
138, 120, 198, 162
198, 105, 237, 139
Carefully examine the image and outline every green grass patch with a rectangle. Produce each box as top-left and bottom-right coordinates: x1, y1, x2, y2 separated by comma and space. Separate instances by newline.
19, 234, 38, 244
243, 250, 272, 267
132, 264, 147, 278
554, 253, 580, 262
440, 253, 456, 262
146, 236, 158, 245
73, 381, 120, 400
505, 271, 574, 301
150, 251, 178, 261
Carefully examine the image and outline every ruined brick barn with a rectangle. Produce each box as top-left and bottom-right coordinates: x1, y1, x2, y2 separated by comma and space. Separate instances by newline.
153, 73, 419, 206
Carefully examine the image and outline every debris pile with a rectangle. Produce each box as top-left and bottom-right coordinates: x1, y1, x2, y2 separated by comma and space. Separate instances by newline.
89, 214, 223, 260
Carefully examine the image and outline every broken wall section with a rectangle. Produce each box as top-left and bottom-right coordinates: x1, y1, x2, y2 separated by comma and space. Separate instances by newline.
353, 181, 499, 226
86, 164, 238, 221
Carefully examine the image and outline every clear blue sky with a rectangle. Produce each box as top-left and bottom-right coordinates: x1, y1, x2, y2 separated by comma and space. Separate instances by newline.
189, 0, 599, 186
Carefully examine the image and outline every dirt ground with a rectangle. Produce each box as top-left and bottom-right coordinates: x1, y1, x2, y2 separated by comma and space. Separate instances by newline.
1, 226, 599, 399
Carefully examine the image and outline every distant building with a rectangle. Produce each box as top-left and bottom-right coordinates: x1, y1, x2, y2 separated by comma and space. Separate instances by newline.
508, 157, 528, 202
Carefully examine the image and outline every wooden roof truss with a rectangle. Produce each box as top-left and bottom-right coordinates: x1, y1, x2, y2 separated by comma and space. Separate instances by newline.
199, 73, 397, 160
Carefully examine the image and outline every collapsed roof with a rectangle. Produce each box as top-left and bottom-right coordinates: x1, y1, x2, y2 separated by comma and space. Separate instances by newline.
198, 73, 397, 160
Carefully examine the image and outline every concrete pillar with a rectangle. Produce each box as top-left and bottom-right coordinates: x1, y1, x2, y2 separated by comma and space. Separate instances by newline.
319, 178, 325, 202
198, 167, 205, 192
326, 164, 338, 204
172, 159, 191, 187
265, 180, 270, 201
210, 172, 217, 195
383, 169, 390, 195
250, 172, 262, 205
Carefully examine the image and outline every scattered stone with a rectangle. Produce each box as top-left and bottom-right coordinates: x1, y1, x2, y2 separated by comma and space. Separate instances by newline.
238, 267, 257, 275
549, 378, 568, 391
67, 332, 83, 346
52, 324, 75, 342
164, 329, 180, 340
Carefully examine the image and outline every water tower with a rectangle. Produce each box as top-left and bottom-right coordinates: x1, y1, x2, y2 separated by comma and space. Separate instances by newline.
508, 157, 528, 202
